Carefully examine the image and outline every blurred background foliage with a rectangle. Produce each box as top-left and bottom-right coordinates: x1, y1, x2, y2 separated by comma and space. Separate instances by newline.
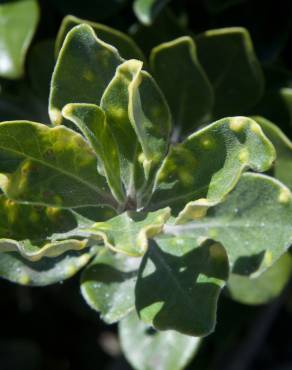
1, 0, 292, 369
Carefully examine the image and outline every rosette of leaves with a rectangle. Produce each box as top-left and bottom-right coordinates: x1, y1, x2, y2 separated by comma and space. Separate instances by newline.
1, 22, 292, 370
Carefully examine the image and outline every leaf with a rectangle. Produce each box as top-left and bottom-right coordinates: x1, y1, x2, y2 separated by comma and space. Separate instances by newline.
253, 116, 292, 190
195, 28, 264, 117
0, 0, 39, 79
100, 59, 171, 205
81, 248, 140, 323
132, 9, 188, 56
62, 103, 125, 204
27, 39, 55, 101
136, 238, 229, 336
0, 247, 96, 286
86, 208, 171, 256
0, 121, 116, 209
55, 15, 144, 61
227, 252, 292, 305
133, 0, 171, 25
150, 37, 214, 134
119, 312, 201, 370
49, 24, 123, 126
149, 117, 275, 213
165, 173, 292, 276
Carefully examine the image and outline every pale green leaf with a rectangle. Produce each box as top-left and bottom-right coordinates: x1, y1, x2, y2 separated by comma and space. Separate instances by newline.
62, 103, 125, 204
86, 208, 171, 256
0, 121, 116, 209
0, 0, 39, 79
119, 311, 201, 370
49, 24, 123, 126
149, 117, 275, 213
133, 0, 171, 25
81, 248, 140, 323
0, 247, 96, 286
253, 116, 292, 190
136, 239, 229, 336
150, 36, 214, 134
227, 252, 292, 305
196, 28, 264, 117
55, 15, 144, 61
166, 173, 292, 276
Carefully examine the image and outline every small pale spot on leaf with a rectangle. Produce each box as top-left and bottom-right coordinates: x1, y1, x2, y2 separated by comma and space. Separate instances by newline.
278, 188, 290, 204
229, 117, 246, 132
50, 108, 63, 125
239, 148, 249, 163
19, 273, 30, 285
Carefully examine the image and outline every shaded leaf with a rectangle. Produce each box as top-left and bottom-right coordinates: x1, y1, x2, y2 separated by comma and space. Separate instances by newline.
136, 239, 229, 336
196, 28, 264, 117
49, 24, 123, 126
227, 252, 292, 305
0, 0, 39, 79
81, 248, 140, 323
133, 0, 171, 25
0, 121, 115, 208
55, 15, 144, 61
150, 37, 213, 134
87, 208, 171, 256
149, 117, 275, 213
166, 173, 292, 276
119, 311, 201, 370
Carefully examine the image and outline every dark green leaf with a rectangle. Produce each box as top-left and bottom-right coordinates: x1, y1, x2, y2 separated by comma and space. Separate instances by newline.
150, 37, 213, 134
136, 239, 229, 336
196, 28, 264, 117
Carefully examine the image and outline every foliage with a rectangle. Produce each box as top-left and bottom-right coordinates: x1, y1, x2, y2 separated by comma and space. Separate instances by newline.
1, 1, 292, 370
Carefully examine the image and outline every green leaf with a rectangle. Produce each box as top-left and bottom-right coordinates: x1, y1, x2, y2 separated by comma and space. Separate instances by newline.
133, 0, 171, 25
81, 248, 140, 323
62, 103, 125, 204
86, 208, 171, 256
196, 28, 264, 117
150, 37, 214, 134
136, 239, 229, 336
100, 59, 171, 205
0, 0, 39, 79
166, 173, 292, 276
49, 24, 123, 126
119, 312, 201, 370
227, 252, 292, 305
253, 116, 292, 190
0, 247, 96, 286
55, 15, 145, 61
149, 117, 275, 213
132, 9, 188, 56
0, 121, 116, 209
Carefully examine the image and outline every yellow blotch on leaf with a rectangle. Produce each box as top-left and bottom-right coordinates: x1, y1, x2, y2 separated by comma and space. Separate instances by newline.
50, 108, 63, 125
239, 148, 249, 163
229, 117, 246, 132
19, 274, 30, 285
278, 187, 290, 204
